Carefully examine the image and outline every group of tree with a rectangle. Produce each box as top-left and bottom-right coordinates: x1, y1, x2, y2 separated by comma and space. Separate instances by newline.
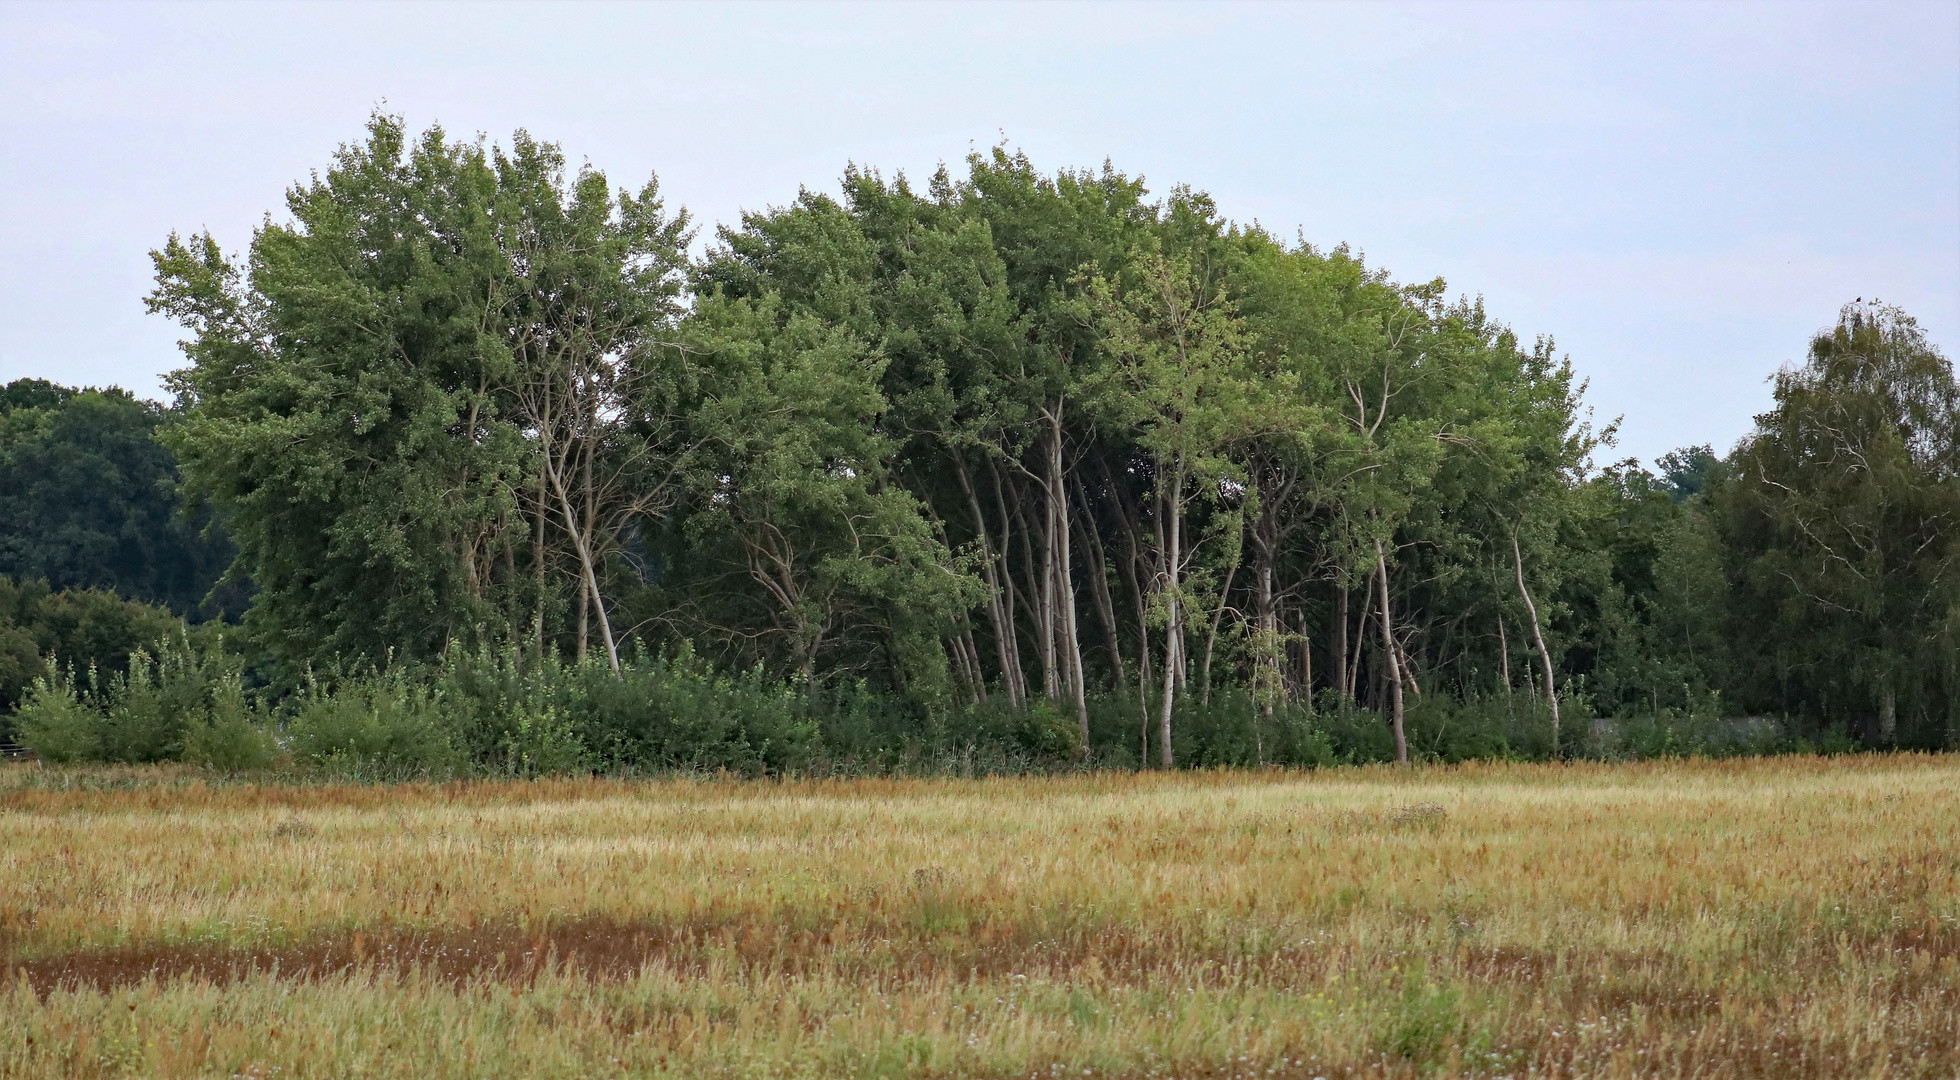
16, 113, 1952, 764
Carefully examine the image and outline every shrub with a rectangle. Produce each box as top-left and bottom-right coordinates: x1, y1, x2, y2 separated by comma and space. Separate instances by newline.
181, 673, 276, 771
284, 670, 463, 778
13, 667, 101, 762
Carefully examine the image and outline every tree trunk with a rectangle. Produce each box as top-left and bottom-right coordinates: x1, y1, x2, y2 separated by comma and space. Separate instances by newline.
1299, 612, 1313, 702
1376, 540, 1407, 764
1003, 466, 1051, 701
956, 454, 1021, 711
1496, 609, 1511, 695
1157, 464, 1185, 769
1879, 685, 1897, 747
1393, 615, 1422, 698
1333, 583, 1350, 702
1199, 559, 1239, 705
987, 457, 1031, 706
1253, 538, 1278, 716
1345, 586, 1366, 701
1047, 402, 1091, 752
1511, 531, 1560, 755
576, 572, 590, 661
1072, 475, 1126, 688
533, 379, 552, 657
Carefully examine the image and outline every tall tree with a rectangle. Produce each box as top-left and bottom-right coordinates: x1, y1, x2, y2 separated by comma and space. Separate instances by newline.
1718, 301, 1958, 745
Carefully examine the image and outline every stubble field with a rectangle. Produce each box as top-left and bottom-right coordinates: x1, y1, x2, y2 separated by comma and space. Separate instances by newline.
0, 755, 1956, 1079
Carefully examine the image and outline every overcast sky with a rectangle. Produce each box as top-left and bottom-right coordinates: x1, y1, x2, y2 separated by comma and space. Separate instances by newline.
2, 0, 1955, 467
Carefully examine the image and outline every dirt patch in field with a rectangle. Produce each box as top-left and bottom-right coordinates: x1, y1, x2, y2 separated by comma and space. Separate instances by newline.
10, 910, 1958, 1003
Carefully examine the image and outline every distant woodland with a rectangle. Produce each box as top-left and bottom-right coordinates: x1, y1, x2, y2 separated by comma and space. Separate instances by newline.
4, 115, 1954, 770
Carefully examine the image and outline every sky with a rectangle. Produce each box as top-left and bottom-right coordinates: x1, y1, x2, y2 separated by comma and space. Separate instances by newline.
2, 0, 1955, 468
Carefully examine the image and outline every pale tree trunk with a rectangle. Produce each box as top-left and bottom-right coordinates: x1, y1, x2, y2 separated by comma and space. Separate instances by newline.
1100, 461, 1155, 764
1395, 626, 1422, 698
1299, 612, 1313, 702
1006, 470, 1050, 701
552, 472, 620, 674
1346, 590, 1367, 701
987, 459, 1032, 706
1375, 540, 1408, 764
1157, 463, 1186, 769
1046, 403, 1091, 751
1333, 584, 1349, 703
1027, 452, 1058, 703
1879, 685, 1897, 747
1199, 560, 1238, 705
955, 454, 1021, 711
532, 376, 553, 657
1511, 532, 1560, 755
576, 574, 590, 661
1072, 476, 1126, 688
1496, 610, 1511, 695
1253, 544, 1278, 717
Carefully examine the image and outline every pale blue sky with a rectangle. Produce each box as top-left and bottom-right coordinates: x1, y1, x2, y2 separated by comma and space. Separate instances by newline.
3, 0, 1955, 467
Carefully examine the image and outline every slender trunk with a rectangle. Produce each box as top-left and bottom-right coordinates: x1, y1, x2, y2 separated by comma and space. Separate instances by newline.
987, 457, 1031, 705
1072, 475, 1126, 687
1099, 458, 1155, 762
576, 572, 590, 661
1200, 560, 1239, 705
956, 454, 1021, 710
1047, 403, 1090, 751
560, 500, 620, 674
1376, 540, 1408, 764
1255, 539, 1278, 716
581, 392, 602, 663
544, 431, 619, 675
1346, 587, 1366, 701
1879, 685, 1897, 747
1334, 584, 1350, 703
1026, 453, 1058, 702
1299, 611, 1313, 702
963, 629, 987, 702
1511, 531, 1560, 755
503, 518, 519, 647
1004, 466, 1050, 700
1496, 610, 1511, 695
1394, 614, 1422, 698
533, 378, 551, 657
1157, 463, 1185, 768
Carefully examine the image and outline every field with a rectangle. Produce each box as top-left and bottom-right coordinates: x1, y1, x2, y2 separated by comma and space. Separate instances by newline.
1, 756, 1956, 1079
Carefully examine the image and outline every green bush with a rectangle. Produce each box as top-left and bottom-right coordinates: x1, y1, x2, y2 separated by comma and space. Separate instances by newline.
13, 668, 101, 763
181, 673, 276, 771
0, 576, 183, 714
284, 670, 463, 778
12, 631, 272, 767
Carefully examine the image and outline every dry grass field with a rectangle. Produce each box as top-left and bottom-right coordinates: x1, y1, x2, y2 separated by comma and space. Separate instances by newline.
0, 756, 1955, 1079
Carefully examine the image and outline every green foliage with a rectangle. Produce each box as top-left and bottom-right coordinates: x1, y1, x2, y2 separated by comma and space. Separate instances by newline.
285, 670, 463, 779
12, 668, 101, 763
0, 380, 238, 617
100, 119, 1952, 766
1715, 302, 1958, 746
0, 575, 183, 717
11, 629, 266, 766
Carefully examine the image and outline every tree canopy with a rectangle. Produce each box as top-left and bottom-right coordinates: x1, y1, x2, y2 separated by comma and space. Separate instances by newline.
97, 117, 1958, 757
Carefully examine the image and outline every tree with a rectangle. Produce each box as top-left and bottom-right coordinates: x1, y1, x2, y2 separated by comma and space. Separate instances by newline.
488, 132, 692, 671
0, 381, 237, 617
150, 115, 689, 677
1718, 301, 1958, 745
1082, 249, 1282, 765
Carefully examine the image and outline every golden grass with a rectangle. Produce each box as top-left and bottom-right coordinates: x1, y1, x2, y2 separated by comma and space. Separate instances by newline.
0, 756, 1955, 1078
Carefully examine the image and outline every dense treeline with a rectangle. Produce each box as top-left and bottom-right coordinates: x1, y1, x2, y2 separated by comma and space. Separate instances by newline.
9, 115, 1956, 769
0, 380, 239, 617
